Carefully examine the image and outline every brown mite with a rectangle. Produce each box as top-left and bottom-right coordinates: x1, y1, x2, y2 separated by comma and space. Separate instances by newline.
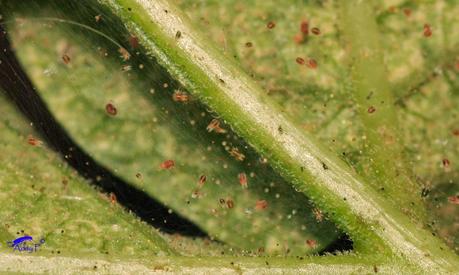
198, 175, 207, 187
255, 200, 268, 210
442, 158, 450, 168
226, 199, 234, 209
296, 57, 305, 65
311, 27, 321, 35
105, 103, 117, 116
62, 54, 71, 64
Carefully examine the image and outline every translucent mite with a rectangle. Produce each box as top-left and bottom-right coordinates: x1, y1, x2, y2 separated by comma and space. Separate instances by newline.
118, 47, 131, 61
206, 119, 226, 134
172, 90, 189, 102
230, 148, 245, 161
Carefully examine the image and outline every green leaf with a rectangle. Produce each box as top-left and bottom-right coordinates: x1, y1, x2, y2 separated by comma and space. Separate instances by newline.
0, 94, 173, 258
3, 2, 340, 254
0, 0, 458, 272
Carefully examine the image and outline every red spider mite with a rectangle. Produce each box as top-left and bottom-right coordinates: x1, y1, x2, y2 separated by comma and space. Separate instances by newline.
128, 35, 139, 49
198, 175, 207, 187
267, 21, 276, 29
423, 24, 432, 37
300, 20, 309, 35
95, 15, 102, 22
403, 8, 412, 17
296, 57, 305, 65
238, 172, 248, 188
105, 103, 117, 116
27, 135, 42, 146
109, 192, 117, 205
448, 195, 459, 205
368, 106, 376, 114
172, 90, 189, 102
307, 58, 317, 69
311, 27, 321, 35
255, 200, 268, 210
294, 33, 304, 44
442, 158, 450, 168
306, 239, 317, 248
452, 129, 459, 136
160, 160, 175, 169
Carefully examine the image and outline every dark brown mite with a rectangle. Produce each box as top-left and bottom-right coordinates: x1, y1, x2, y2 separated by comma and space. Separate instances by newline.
62, 54, 71, 64
226, 199, 234, 208
311, 27, 321, 35
198, 175, 206, 186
